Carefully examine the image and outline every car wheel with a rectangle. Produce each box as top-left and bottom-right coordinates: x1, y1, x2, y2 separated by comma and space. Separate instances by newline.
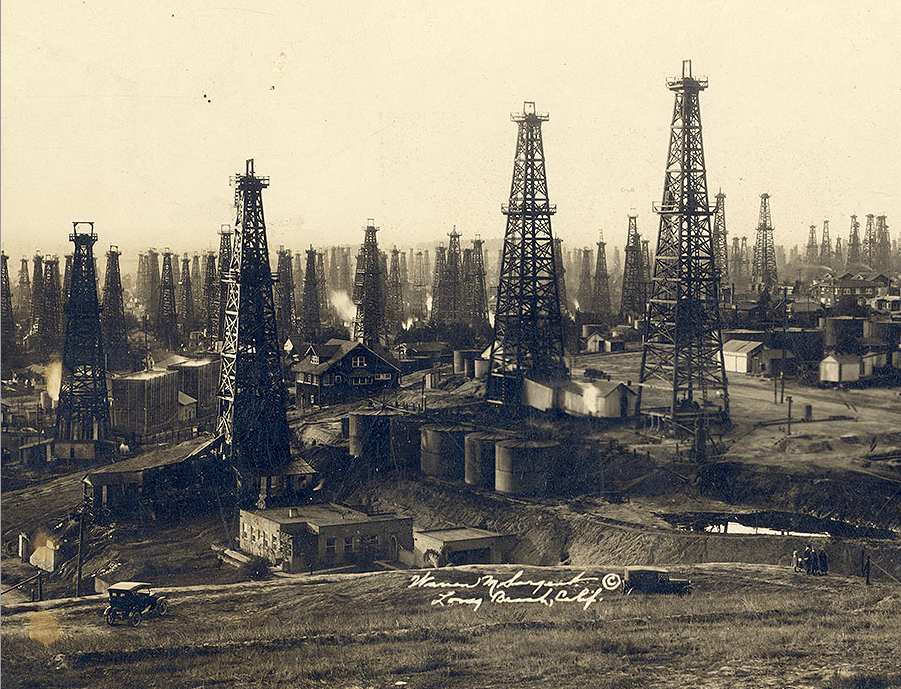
156, 599, 168, 616
129, 611, 142, 627
104, 609, 116, 626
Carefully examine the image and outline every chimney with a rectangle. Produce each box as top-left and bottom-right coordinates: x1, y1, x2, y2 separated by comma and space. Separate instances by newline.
288, 507, 298, 518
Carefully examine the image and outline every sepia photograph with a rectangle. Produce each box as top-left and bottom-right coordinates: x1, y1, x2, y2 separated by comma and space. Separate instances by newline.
1, 2, 899, 687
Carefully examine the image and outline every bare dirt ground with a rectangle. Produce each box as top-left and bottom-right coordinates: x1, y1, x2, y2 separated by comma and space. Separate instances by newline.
2, 563, 899, 689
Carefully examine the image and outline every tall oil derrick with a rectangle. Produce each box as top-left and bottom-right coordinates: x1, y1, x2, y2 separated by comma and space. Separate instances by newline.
612, 246, 622, 275
147, 248, 160, 325
1, 252, 18, 365
274, 247, 298, 348
213, 226, 232, 344
352, 220, 386, 347
553, 238, 571, 318
591, 230, 612, 315
740, 237, 751, 287
327, 247, 338, 296
136, 253, 148, 308
386, 248, 405, 334
641, 239, 653, 304
874, 215, 891, 274
430, 244, 446, 322
438, 228, 465, 324
470, 235, 490, 330
217, 159, 291, 481
399, 250, 410, 306
487, 101, 567, 404
411, 251, 428, 321
35, 257, 64, 357
461, 247, 474, 323
619, 215, 645, 318
833, 236, 844, 268
819, 220, 832, 267
57, 223, 110, 450
171, 254, 180, 290
577, 247, 593, 311
862, 214, 877, 267
712, 191, 729, 282
300, 247, 321, 340
178, 253, 198, 342
730, 236, 743, 290
637, 61, 729, 427
30, 254, 45, 331
805, 225, 819, 264
101, 245, 132, 371
316, 251, 331, 328
15, 257, 31, 326
201, 250, 216, 340
751, 194, 777, 292
157, 250, 179, 350
846, 216, 862, 268
191, 253, 202, 314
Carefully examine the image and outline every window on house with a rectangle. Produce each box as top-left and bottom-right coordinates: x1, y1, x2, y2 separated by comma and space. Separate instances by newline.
344, 537, 354, 552
352, 355, 367, 368
326, 538, 336, 554
374, 373, 392, 381
366, 534, 379, 547
311, 355, 320, 365
271, 533, 278, 549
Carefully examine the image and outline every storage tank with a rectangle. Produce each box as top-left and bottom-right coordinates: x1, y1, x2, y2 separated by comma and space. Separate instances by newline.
464, 357, 475, 378
390, 416, 421, 471
494, 439, 560, 496
420, 425, 467, 479
453, 350, 466, 374
473, 358, 489, 379
348, 411, 395, 461
464, 432, 509, 488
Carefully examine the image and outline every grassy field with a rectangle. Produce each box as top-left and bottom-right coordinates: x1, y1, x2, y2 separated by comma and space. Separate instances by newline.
3, 563, 899, 689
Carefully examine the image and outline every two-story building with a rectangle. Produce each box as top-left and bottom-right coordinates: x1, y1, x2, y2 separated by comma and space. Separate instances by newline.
239, 503, 413, 572
293, 339, 401, 407
810, 272, 891, 307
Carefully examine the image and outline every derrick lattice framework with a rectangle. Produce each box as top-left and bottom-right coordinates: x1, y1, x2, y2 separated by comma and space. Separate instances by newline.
213, 226, 232, 344
411, 251, 428, 322
619, 215, 644, 318
577, 247, 593, 311
30, 254, 45, 336
178, 253, 198, 340
352, 220, 386, 347
487, 102, 567, 404
469, 236, 490, 330
711, 191, 729, 282
806, 224, 819, 264
874, 215, 891, 274
15, 257, 31, 325
301, 247, 321, 340
36, 257, 63, 357
316, 252, 331, 328
274, 247, 298, 348
1, 252, 17, 364
57, 223, 110, 443
386, 248, 405, 333
434, 229, 464, 324
591, 230, 612, 315
862, 214, 877, 267
101, 245, 132, 371
216, 159, 291, 478
430, 244, 446, 322
833, 236, 844, 269
751, 194, 778, 292
846, 216, 861, 269
191, 254, 203, 315
201, 250, 217, 341
637, 61, 729, 425
641, 240, 653, 304
819, 220, 832, 267
157, 250, 179, 350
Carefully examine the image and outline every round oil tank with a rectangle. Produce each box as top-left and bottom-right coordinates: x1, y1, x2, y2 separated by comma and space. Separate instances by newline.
420, 425, 467, 479
494, 439, 560, 496
464, 357, 475, 378
473, 358, 489, 379
464, 432, 509, 488
581, 324, 598, 339
348, 411, 395, 461
390, 416, 421, 470
453, 350, 466, 374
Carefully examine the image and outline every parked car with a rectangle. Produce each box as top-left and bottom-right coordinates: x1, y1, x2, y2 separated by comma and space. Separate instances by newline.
622, 567, 692, 596
104, 581, 168, 626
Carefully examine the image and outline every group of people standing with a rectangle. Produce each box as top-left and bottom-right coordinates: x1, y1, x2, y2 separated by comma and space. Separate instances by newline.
793, 545, 828, 575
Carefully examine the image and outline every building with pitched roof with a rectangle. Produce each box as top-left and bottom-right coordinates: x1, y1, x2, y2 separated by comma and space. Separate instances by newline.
293, 338, 400, 406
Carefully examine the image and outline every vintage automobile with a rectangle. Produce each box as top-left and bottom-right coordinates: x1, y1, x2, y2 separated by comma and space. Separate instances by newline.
622, 566, 692, 596
104, 581, 168, 626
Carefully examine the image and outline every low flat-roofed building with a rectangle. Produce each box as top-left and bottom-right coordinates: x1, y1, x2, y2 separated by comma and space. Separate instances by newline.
722, 339, 764, 373
412, 527, 515, 567
819, 352, 862, 384
239, 503, 413, 572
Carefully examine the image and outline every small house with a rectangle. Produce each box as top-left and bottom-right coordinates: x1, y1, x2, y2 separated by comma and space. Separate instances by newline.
819, 353, 862, 384
411, 527, 516, 567
722, 339, 764, 374
294, 339, 401, 407
560, 380, 638, 418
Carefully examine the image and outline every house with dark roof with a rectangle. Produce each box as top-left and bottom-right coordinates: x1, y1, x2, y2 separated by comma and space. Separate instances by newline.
293, 339, 401, 407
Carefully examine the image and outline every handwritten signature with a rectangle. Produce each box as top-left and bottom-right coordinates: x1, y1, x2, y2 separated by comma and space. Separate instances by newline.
408, 570, 623, 612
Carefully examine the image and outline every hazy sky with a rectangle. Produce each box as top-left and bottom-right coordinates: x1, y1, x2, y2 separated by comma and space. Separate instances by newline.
2, 1, 899, 267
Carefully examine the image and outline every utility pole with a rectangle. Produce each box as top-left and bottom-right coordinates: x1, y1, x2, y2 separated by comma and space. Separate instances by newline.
75, 501, 86, 597
786, 395, 792, 435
